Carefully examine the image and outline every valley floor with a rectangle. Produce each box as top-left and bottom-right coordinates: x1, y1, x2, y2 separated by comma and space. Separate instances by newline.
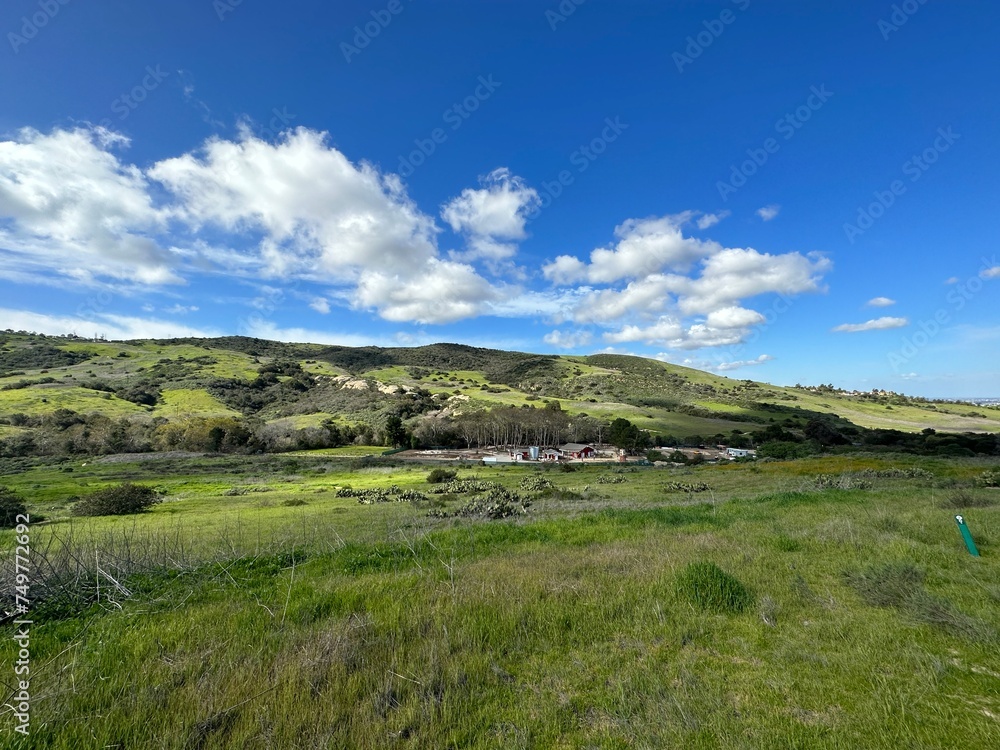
1, 452, 999, 748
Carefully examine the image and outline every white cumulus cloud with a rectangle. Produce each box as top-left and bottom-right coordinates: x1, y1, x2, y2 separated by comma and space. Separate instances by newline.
0, 127, 181, 286
546, 212, 829, 352
441, 168, 540, 262
543, 329, 593, 349
866, 296, 896, 307
543, 213, 716, 285
833, 317, 909, 333
696, 210, 731, 229
756, 204, 781, 221
309, 297, 331, 314
0, 307, 220, 340
715, 354, 774, 372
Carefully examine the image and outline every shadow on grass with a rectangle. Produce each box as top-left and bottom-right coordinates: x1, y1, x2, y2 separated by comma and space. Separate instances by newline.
843, 562, 996, 643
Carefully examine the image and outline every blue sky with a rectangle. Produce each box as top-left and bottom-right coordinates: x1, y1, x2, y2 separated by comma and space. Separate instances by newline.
1, 0, 998, 397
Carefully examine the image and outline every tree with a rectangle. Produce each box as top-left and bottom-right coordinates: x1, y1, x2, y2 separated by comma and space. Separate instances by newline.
804, 419, 849, 446
72, 483, 162, 516
0, 487, 27, 528
383, 415, 407, 448
608, 418, 650, 452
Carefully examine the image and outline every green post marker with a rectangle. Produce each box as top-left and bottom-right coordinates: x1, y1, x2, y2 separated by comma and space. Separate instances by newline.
955, 515, 981, 557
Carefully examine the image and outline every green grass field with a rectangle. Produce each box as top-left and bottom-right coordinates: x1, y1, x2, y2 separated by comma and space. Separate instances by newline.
0, 385, 147, 418
152, 388, 241, 419
2, 453, 998, 748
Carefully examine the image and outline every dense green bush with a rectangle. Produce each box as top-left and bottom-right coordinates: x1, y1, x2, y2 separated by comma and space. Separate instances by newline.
758, 441, 814, 460
72, 483, 162, 516
676, 562, 754, 613
426, 468, 458, 484
0, 486, 27, 528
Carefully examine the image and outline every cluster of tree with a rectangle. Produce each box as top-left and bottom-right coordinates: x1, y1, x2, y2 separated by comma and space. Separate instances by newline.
407, 408, 659, 454
607, 417, 651, 451
449, 403, 572, 449
752, 419, 999, 459
0, 411, 259, 456
0, 337, 92, 376
0, 406, 426, 457
861, 428, 998, 457
208, 360, 316, 415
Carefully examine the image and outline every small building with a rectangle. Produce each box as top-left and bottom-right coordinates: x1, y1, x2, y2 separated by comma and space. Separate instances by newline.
726, 448, 757, 459
482, 454, 517, 464
541, 448, 562, 461
560, 443, 596, 459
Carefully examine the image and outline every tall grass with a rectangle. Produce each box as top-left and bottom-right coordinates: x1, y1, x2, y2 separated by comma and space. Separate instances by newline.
1, 456, 998, 747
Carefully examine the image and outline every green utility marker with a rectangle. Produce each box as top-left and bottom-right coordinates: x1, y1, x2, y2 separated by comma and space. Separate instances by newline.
955, 515, 981, 557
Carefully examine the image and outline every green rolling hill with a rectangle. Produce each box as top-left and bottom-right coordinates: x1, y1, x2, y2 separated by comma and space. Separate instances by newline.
1, 330, 998, 457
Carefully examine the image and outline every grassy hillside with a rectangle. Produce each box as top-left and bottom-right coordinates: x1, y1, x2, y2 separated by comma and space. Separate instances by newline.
0, 332, 998, 459
1, 453, 998, 747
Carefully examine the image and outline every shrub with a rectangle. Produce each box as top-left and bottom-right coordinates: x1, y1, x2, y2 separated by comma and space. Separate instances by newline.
0, 486, 27, 528
454, 487, 531, 519
977, 469, 1000, 488
676, 562, 754, 614
520, 475, 553, 491
663, 481, 711, 493
426, 468, 457, 484
72, 483, 162, 516
596, 474, 626, 484
814, 473, 872, 490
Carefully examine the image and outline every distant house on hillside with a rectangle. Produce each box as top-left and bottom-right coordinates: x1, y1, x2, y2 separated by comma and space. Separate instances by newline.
560, 443, 596, 459
726, 448, 757, 459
